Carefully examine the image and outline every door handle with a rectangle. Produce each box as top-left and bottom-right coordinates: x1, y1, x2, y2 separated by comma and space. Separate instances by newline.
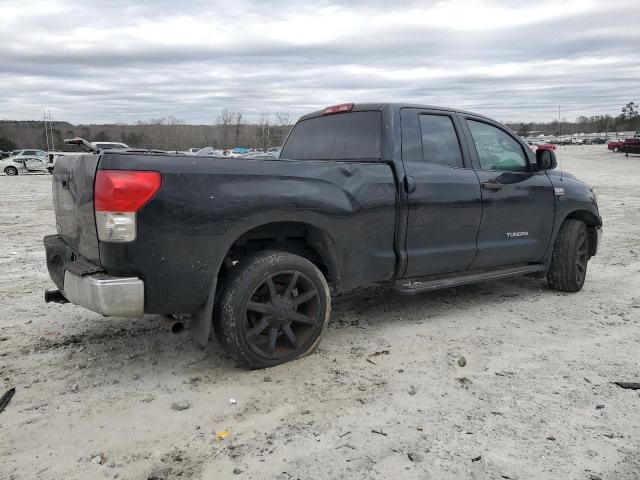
404, 175, 416, 193
482, 181, 502, 191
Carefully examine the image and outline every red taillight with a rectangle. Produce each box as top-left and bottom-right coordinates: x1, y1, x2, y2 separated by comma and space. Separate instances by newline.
323, 103, 354, 115
95, 170, 161, 212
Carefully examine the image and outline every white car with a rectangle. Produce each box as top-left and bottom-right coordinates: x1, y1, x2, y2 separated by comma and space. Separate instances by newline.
1, 155, 48, 176
8, 149, 47, 158
92, 142, 129, 150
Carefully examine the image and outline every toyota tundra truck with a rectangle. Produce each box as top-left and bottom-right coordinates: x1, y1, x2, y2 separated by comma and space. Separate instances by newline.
44, 103, 602, 368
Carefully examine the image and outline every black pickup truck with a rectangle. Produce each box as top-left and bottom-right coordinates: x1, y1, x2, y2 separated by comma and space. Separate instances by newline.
44, 103, 602, 368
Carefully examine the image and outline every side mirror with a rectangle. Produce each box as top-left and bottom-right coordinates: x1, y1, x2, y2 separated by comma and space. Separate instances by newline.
536, 149, 557, 170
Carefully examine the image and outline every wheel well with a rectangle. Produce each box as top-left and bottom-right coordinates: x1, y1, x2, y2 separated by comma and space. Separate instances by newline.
564, 209, 600, 227
564, 210, 601, 257
217, 222, 339, 294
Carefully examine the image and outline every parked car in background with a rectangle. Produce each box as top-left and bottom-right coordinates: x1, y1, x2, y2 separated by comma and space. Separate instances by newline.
194, 147, 225, 157
0, 150, 11, 159
47, 141, 129, 172
591, 138, 606, 144
608, 140, 625, 152
229, 147, 248, 156
621, 131, 640, 155
535, 143, 557, 151
7, 149, 47, 158
240, 151, 280, 159
186, 147, 202, 154
1, 155, 48, 176
92, 142, 129, 150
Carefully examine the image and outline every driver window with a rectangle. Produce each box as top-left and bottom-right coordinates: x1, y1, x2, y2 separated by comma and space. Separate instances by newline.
467, 120, 528, 171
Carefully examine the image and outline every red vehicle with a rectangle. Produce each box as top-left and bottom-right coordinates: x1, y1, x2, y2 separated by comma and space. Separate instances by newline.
608, 140, 625, 152
608, 132, 640, 154
535, 143, 556, 151
623, 132, 640, 154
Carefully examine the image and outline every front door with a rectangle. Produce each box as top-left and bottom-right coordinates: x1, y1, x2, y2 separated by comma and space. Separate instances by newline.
401, 109, 482, 277
461, 117, 555, 269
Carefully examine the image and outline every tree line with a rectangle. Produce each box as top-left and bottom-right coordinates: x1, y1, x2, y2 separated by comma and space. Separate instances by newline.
0, 109, 293, 152
1, 102, 639, 152
508, 101, 640, 137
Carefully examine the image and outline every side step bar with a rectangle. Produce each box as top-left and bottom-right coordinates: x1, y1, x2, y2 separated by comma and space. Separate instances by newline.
394, 264, 546, 295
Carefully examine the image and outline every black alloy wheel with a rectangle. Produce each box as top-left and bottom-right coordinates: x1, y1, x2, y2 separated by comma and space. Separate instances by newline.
574, 226, 588, 286
215, 251, 330, 368
243, 270, 322, 358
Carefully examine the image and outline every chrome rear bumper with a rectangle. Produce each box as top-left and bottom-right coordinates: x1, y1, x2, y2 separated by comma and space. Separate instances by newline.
63, 271, 144, 317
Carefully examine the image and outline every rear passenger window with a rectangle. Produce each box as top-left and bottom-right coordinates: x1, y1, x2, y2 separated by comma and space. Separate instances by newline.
419, 115, 464, 168
281, 111, 381, 161
467, 120, 528, 171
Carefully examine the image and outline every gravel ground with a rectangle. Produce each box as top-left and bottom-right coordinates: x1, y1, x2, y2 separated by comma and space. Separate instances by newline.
1, 146, 639, 480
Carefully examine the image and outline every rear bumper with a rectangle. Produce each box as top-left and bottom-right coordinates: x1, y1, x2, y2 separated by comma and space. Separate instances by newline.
44, 234, 144, 317
63, 271, 144, 317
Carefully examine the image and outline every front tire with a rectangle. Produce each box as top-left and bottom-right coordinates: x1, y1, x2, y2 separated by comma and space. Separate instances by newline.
4, 166, 18, 176
613, 147, 620, 153
547, 219, 589, 292
214, 251, 331, 369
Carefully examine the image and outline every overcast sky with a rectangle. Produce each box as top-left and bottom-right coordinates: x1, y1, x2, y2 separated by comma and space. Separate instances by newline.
1, 0, 638, 124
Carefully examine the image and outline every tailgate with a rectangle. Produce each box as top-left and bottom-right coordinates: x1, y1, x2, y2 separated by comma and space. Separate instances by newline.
52, 153, 101, 264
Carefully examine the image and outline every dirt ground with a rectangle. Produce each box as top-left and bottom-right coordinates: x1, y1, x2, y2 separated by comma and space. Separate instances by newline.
1, 146, 639, 480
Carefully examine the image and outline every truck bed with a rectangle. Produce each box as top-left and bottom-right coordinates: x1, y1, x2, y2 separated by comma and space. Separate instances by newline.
49, 151, 399, 313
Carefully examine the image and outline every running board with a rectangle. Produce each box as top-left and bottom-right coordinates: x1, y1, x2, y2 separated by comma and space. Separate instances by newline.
394, 264, 546, 295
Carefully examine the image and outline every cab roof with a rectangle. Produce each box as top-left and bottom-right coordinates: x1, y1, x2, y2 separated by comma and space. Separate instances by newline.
299, 103, 494, 122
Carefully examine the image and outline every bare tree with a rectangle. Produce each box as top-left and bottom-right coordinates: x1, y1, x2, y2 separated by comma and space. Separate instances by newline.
275, 111, 290, 127
274, 111, 292, 147
216, 109, 234, 150
165, 115, 186, 152
233, 111, 243, 147
258, 110, 271, 152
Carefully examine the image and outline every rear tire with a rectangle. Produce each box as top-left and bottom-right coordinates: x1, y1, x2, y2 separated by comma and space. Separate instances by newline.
547, 219, 589, 292
4, 166, 18, 176
214, 250, 331, 369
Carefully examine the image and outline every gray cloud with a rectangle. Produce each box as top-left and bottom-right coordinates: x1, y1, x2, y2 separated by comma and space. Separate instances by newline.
0, 0, 638, 124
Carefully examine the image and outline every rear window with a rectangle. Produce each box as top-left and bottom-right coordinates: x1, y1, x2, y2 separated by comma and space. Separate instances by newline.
281, 111, 381, 160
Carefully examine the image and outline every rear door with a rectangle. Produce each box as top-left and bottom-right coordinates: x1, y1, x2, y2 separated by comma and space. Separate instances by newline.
400, 108, 482, 277
460, 116, 554, 268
